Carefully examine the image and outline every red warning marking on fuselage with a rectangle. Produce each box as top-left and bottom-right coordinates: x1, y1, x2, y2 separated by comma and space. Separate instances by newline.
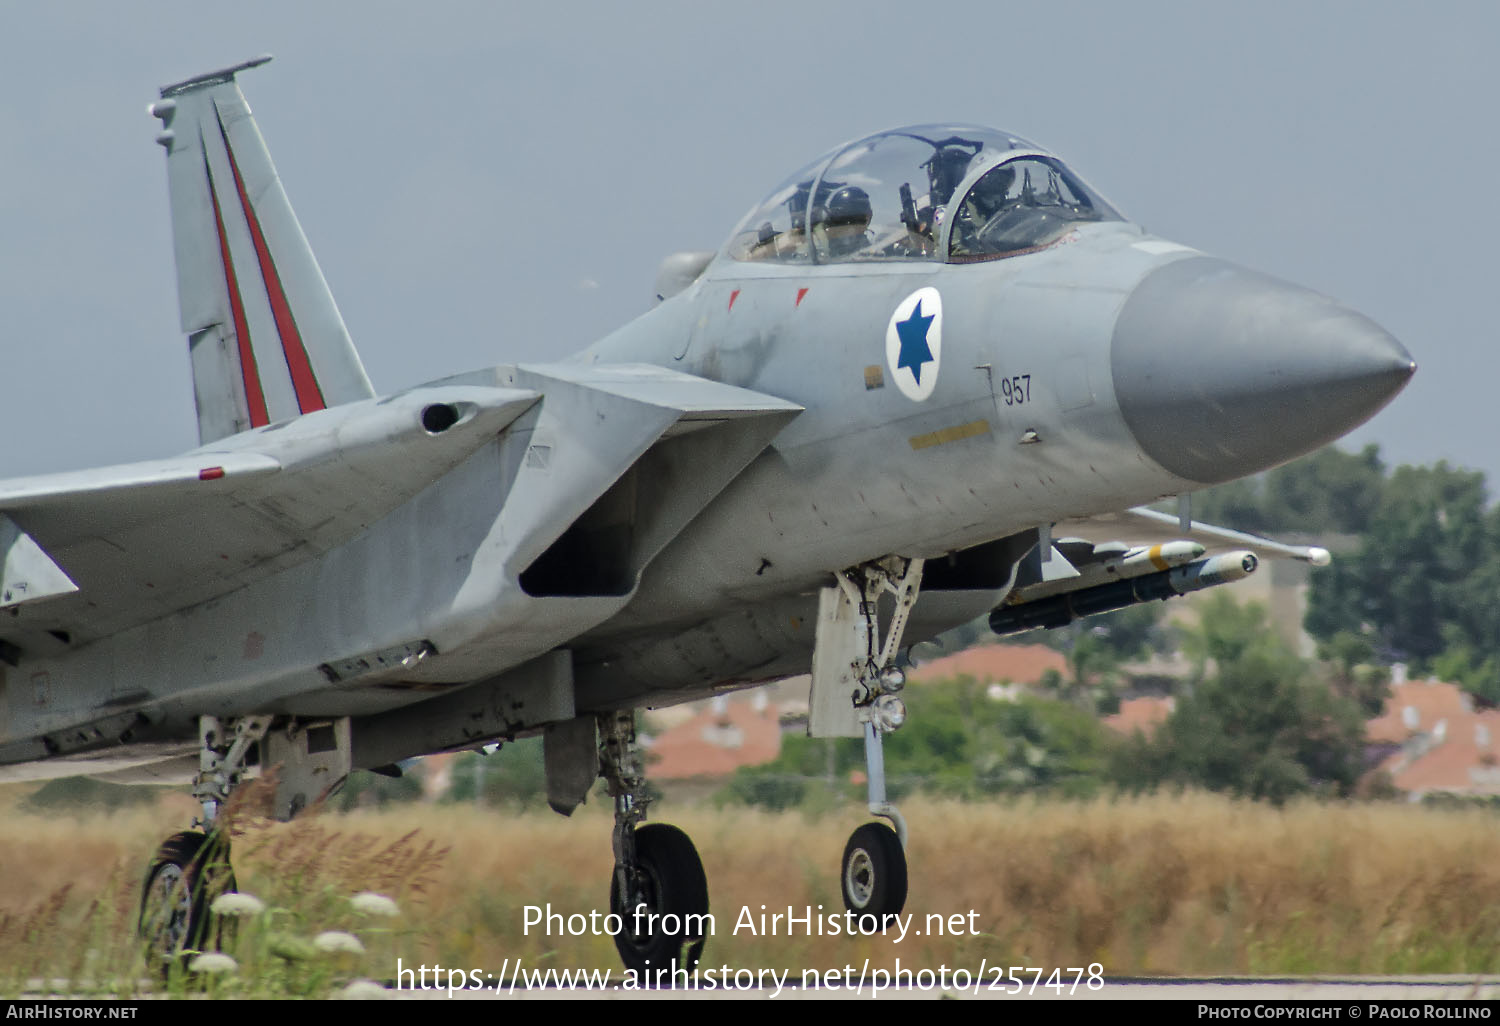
728, 289, 741, 311
204, 149, 269, 428
217, 112, 327, 416
796, 287, 809, 307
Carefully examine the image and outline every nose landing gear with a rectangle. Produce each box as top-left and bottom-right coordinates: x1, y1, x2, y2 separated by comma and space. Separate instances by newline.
810, 556, 924, 926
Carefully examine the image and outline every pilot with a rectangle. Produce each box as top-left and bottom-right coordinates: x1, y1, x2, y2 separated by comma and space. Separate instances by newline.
951, 165, 1017, 256
968, 165, 1016, 221
819, 185, 873, 259
924, 146, 976, 208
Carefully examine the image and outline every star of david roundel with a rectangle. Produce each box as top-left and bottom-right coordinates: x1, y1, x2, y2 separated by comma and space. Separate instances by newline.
885, 287, 943, 402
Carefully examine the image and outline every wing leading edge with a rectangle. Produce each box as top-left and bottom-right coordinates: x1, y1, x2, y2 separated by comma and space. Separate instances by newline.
0, 386, 539, 653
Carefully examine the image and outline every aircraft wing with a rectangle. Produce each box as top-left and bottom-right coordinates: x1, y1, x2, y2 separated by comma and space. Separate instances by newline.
1057, 505, 1331, 565
0, 386, 539, 651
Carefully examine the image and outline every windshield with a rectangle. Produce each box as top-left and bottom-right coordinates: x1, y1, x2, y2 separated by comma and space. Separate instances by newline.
948, 156, 1121, 261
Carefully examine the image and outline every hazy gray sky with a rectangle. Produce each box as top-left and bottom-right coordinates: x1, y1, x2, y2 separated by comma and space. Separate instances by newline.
2, 2, 1493, 491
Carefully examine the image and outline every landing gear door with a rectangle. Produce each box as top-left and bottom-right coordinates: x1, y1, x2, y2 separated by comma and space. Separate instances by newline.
808, 586, 863, 738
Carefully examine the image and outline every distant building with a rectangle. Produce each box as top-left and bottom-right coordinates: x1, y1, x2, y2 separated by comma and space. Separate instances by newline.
1365, 679, 1500, 799
908, 643, 1066, 690
1366, 678, 1472, 747
1102, 696, 1176, 737
644, 692, 782, 781
413, 751, 456, 800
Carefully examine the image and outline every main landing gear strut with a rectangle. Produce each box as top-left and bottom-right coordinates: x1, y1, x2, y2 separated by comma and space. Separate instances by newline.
581, 555, 922, 972
138, 714, 351, 969
599, 710, 709, 973
138, 715, 268, 968
810, 556, 924, 926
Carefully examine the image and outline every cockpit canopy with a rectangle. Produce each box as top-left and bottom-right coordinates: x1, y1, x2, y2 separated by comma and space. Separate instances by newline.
726, 124, 1121, 266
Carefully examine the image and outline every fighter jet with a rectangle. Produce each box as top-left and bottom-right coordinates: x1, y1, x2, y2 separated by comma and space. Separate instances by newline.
0, 57, 1414, 972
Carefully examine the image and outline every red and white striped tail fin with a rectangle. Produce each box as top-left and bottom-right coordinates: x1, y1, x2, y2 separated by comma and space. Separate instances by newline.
151, 56, 374, 443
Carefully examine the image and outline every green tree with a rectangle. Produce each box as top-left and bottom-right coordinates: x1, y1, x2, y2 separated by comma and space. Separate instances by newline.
1046, 605, 1170, 713
1191, 476, 1274, 535
1316, 630, 1391, 718
446, 738, 550, 808
1190, 443, 1385, 535
1124, 594, 1365, 803
336, 766, 423, 810
1179, 591, 1273, 680
1306, 461, 1491, 669
722, 679, 1114, 808
1430, 626, 1500, 708
1262, 443, 1385, 534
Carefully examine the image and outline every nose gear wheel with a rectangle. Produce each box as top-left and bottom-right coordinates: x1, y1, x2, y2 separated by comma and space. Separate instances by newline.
840, 821, 907, 928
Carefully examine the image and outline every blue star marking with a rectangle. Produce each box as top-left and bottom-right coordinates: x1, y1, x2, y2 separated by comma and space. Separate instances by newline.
895, 299, 936, 384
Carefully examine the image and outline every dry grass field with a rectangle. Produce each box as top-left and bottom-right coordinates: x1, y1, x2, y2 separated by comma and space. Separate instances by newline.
3, 786, 1499, 994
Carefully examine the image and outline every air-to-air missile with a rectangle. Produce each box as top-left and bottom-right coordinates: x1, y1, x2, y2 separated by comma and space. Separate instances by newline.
989, 546, 1259, 636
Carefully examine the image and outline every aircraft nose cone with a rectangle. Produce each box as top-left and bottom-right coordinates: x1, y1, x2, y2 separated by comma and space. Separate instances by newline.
1111, 256, 1415, 485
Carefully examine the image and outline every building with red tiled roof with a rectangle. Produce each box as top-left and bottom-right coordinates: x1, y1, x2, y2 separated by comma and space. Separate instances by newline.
644, 694, 783, 780
1378, 708, 1500, 797
413, 751, 456, 800
909, 643, 1066, 687
1102, 696, 1175, 737
1366, 678, 1473, 745
1365, 678, 1500, 799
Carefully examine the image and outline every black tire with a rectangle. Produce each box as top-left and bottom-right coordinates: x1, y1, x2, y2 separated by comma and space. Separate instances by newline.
840, 822, 907, 928
609, 823, 710, 974
138, 830, 236, 971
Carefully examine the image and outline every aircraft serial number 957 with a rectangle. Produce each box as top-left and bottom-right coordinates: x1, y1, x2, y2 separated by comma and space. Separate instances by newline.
1000, 374, 1031, 406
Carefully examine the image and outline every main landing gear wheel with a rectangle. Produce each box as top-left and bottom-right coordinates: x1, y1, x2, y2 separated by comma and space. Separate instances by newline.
138, 830, 236, 971
610, 823, 709, 974
841, 821, 907, 927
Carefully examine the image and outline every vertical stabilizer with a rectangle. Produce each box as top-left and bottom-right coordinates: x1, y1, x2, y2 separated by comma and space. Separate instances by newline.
151, 57, 375, 443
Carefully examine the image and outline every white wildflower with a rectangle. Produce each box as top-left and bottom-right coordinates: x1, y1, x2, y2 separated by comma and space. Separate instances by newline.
349, 891, 400, 917
338, 978, 391, 1000
210, 892, 266, 916
313, 930, 367, 955
188, 952, 238, 974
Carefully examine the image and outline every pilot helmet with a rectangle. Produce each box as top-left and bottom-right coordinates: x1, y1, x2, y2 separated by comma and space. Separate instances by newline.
970, 164, 1016, 218
823, 185, 872, 230
925, 147, 975, 206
